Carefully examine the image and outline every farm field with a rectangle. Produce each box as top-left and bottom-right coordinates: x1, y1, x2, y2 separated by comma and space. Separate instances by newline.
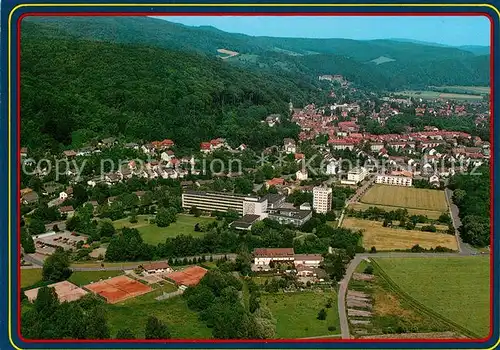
342, 218, 458, 251
113, 214, 215, 245
262, 291, 340, 338
360, 185, 448, 212
348, 260, 450, 337
375, 257, 490, 338
105, 292, 211, 338
349, 202, 443, 220
396, 90, 483, 101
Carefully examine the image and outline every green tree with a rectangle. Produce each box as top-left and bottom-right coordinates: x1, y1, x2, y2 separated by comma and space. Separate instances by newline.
28, 218, 46, 235
145, 316, 171, 339
42, 247, 72, 282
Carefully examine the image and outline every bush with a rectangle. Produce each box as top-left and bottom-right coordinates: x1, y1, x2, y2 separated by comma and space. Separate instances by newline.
317, 309, 327, 320
370, 246, 377, 253
328, 325, 336, 331
364, 265, 374, 274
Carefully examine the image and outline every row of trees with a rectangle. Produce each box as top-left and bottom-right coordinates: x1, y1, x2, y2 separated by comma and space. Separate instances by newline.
448, 165, 490, 247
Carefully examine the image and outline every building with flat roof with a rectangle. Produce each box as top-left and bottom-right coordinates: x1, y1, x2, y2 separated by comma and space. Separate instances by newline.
262, 193, 286, 209
313, 186, 332, 214
230, 214, 262, 231
182, 191, 267, 217
253, 248, 295, 266
341, 166, 368, 185
267, 208, 312, 227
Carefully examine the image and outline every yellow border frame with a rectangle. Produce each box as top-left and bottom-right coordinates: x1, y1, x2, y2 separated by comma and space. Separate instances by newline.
8, 3, 500, 350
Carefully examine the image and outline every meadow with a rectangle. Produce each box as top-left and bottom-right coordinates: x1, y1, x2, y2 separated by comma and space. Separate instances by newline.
360, 185, 448, 212
105, 292, 211, 338
375, 257, 490, 337
113, 214, 215, 245
342, 218, 458, 251
21, 269, 122, 289
262, 291, 340, 338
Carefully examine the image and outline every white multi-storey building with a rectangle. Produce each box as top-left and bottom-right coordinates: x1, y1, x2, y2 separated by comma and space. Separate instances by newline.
313, 186, 332, 214
375, 171, 413, 187
182, 191, 267, 217
347, 166, 368, 184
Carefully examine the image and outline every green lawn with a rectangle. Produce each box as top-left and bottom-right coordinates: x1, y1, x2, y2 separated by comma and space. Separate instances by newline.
105, 292, 211, 339
262, 291, 340, 338
20, 269, 42, 288
375, 257, 490, 337
113, 214, 215, 245
68, 271, 122, 286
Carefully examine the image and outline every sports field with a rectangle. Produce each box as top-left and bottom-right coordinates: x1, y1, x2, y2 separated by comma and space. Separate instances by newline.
113, 214, 215, 245
360, 185, 448, 212
342, 218, 458, 251
349, 202, 444, 220
85, 275, 153, 304
20, 269, 43, 288
262, 291, 340, 338
375, 257, 490, 337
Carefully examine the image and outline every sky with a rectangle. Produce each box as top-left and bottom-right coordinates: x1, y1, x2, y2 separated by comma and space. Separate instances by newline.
156, 16, 490, 47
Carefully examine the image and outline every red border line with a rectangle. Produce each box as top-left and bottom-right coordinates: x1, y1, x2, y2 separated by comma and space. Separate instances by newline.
15, 11, 495, 345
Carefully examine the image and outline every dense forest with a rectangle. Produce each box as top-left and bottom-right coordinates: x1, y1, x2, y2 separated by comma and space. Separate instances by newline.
448, 165, 490, 247
21, 23, 327, 153
24, 17, 490, 91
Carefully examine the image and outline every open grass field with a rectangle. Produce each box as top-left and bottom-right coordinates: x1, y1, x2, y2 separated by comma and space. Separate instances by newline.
113, 214, 215, 245
375, 257, 490, 337
397, 90, 483, 101
20, 269, 42, 288
262, 291, 340, 338
360, 185, 448, 212
429, 86, 490, 94
68, 271, 122, 286
342, 218, 458, 251
348, 260, 450, 337
349, 202, 443, 220
105, 292, 211, 338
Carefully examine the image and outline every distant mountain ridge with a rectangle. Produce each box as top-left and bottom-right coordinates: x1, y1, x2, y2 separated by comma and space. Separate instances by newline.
22, 16, 490, 89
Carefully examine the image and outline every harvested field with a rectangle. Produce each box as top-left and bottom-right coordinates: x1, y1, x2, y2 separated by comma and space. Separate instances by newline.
85, 275, 152, 304
349, 202, 443, 220
165, 266, 208, 286
342, 218, 458, 251
360, 185, 448, 212
25, 280, 88, 303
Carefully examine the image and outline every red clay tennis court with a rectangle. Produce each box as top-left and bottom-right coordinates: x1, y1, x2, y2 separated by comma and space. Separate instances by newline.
165, 265, 208, 287
84, 275, 152, 304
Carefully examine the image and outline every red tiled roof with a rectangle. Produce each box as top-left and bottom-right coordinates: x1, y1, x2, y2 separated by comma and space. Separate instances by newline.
254, 248, 294, 257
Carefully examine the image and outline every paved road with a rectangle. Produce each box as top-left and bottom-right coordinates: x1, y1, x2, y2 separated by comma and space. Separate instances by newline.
445, 188, 477, 255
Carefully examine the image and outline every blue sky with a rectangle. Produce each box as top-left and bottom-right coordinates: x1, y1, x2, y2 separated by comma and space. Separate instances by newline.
155, 16, 490, 46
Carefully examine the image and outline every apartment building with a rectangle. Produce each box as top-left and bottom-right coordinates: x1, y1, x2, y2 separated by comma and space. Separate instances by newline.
375, 171, 413, 187
313, 186, 332, 214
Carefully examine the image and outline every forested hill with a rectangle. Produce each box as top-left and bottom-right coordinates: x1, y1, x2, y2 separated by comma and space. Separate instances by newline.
21, 22, 327, 153
23, 16, 490, 90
